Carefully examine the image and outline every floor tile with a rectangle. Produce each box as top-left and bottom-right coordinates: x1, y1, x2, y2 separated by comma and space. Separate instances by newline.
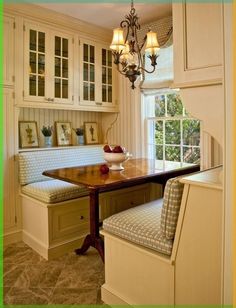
37, 263, 65, 288
49, 288, 98, 305
3, 242, 105, 305
4, 287, 53, 305
4, 246, 42, 265
3, 263, 26, 287
66, 247, 103, 269
55, 263, 102, 289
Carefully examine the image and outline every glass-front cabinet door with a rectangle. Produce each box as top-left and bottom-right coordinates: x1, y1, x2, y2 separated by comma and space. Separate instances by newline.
101, 48, 113, 105
79, 40, 117, 110
83, 43, 95, 102
79, 40, 97, 107
24, 22, 74, 105
24, 23, 47, 102
53, 33, 73, 104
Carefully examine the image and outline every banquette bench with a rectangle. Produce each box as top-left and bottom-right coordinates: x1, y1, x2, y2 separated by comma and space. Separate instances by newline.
101, 166, 223, 305
18, 146, 162, 260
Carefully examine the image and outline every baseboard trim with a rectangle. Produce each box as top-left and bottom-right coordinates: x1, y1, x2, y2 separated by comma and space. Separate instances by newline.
22, 230, 48, 259
4, 230, 22, 246
48, 237, 85, 260
101, 284, 130, 305
22, 230, 86, 260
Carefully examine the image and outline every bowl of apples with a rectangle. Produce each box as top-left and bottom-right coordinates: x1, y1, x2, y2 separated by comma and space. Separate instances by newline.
103, 144, 130, 171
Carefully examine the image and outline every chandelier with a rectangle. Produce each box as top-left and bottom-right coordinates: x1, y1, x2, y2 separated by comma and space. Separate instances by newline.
110, 0, 160, 89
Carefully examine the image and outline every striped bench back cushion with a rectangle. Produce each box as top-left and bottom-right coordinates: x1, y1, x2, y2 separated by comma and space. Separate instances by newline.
18, 146, 104, 185
161, 177, 184, 240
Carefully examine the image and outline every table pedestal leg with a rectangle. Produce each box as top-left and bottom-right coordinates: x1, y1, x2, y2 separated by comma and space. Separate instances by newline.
75, 189, 104, 262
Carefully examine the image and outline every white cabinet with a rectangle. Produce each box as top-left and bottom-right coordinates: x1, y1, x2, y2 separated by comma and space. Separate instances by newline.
100, 183, 162, 220
175, 167, 223, 304
173, 2, 223, 87
79, 39, 118, 112
3, 16, 15, 86
3, 88, 18, 232
23, 21, 74, 106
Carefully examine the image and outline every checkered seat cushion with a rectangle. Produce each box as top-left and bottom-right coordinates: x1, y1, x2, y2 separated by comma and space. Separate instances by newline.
21, 179, 89, 204
103, 177, 184, 256
103, 199, 173, 255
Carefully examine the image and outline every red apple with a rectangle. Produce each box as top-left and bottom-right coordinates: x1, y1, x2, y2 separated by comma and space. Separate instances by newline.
112, 145, 124, 153
100, 164, 109, 174
103, 144, 113, 153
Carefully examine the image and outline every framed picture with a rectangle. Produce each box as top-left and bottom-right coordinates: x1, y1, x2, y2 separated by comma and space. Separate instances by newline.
55, 122, 72, 146
84, 122, 99, 145
19, 121, 39, 148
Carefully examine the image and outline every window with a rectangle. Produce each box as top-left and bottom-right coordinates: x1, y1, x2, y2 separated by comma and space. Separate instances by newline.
145, 90, 200, 169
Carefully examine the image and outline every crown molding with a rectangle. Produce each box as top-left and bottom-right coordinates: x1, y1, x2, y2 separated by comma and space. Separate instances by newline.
4, 3, 112, 43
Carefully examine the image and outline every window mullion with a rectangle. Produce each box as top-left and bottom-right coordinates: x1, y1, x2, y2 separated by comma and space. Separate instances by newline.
163, 119, 165, 162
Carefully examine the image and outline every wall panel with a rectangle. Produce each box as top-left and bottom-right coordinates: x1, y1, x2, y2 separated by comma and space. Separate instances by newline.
19, 108, 103, 147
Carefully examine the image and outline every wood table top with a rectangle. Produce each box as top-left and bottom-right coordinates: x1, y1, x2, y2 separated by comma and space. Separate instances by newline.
43, 158, 200, 192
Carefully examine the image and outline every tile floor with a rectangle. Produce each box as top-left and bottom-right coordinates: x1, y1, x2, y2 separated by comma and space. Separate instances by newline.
3, 242, 105, 305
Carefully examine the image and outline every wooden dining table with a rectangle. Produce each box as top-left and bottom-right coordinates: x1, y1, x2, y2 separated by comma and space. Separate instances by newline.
43, 158, 199, 262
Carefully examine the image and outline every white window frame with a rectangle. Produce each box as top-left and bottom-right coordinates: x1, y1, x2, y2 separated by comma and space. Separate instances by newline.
143, 89, 201, 168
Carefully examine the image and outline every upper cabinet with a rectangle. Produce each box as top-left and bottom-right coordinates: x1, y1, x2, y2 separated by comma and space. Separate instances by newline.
3, 15, 15, 86
173, 2, 223, 87
23, 22, 74, 105
79, 39, 118, 111
4, 6, 119, 113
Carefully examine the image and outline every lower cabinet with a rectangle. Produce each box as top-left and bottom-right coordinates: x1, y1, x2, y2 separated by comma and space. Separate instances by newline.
21, 183, 162, 260
100, 183, 162, 220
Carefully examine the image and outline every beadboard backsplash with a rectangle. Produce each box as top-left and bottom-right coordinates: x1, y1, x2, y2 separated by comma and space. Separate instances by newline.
19, 108, 103, 147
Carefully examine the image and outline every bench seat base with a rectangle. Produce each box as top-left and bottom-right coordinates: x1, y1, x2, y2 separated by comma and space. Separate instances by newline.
21, 183, 162, 260
21, 193, 90, 260
101, 230, 174, 305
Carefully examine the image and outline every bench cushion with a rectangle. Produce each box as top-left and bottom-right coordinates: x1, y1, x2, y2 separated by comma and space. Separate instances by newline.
21, 179, 89, 203
161, 177, 184, 240
18, 147, 104, 185
103, 199, 173, 256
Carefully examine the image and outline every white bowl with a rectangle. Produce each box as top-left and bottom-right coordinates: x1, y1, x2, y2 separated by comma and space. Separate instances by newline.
104, 152, 129, 170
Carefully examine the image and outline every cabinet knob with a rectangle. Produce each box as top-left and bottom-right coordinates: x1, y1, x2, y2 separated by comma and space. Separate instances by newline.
95, 102, 102, 106
80, 215, 84, 220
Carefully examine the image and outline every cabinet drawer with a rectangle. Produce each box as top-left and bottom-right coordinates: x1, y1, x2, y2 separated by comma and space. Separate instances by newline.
102, 184, 151, 219
49, 199, 89, 244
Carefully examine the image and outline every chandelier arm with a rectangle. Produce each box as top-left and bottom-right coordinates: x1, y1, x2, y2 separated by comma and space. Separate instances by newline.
116, 63, 128, 76
140, 65, 156, 74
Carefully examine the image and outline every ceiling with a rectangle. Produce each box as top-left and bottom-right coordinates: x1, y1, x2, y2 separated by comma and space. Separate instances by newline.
37, 3, 172, 30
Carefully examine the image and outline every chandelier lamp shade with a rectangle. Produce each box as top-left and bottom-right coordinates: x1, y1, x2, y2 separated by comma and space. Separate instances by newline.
110, 0, 160, 89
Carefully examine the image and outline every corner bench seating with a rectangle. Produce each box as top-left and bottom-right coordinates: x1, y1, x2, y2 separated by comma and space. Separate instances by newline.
19, 147, 105, 260
18, 146, 162, 260
103, 177, 184, 256
101, 167, 223, 305
101, 176, 186, 305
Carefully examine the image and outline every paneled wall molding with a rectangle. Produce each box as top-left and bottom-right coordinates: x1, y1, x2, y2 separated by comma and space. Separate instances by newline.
182, 2, 223, 71
171, 78, 223, 89
4, 3, 112, 43
4, 230, 22, 246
